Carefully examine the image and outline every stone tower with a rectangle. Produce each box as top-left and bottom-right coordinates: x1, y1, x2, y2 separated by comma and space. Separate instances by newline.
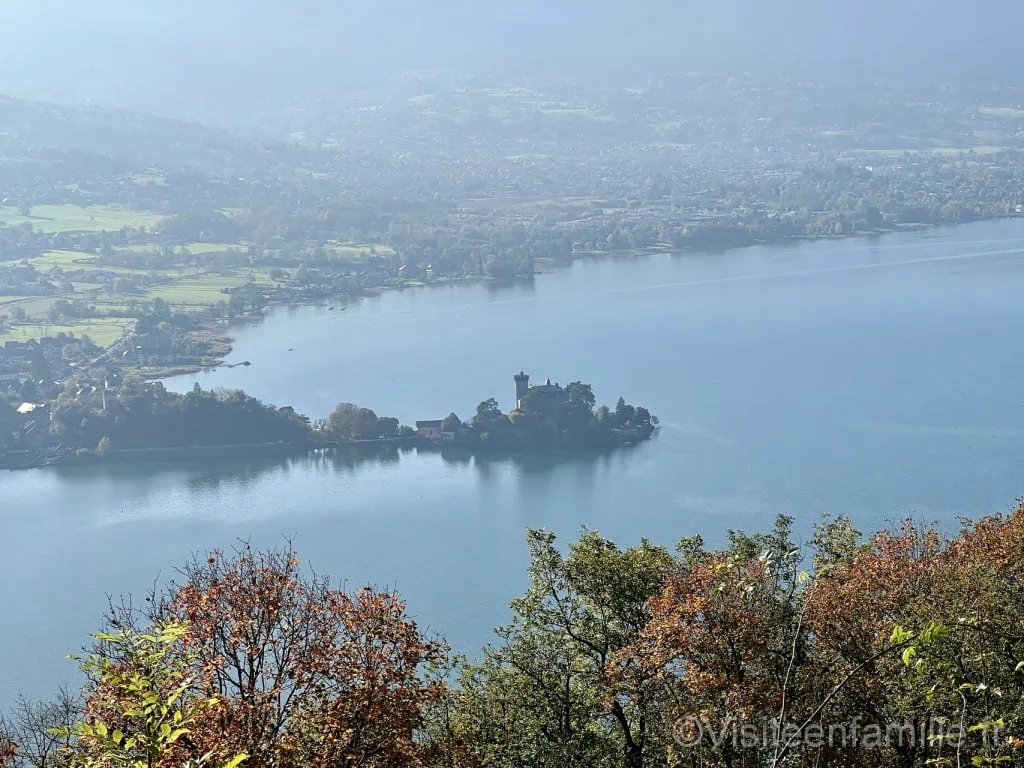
514, 371, 530, 410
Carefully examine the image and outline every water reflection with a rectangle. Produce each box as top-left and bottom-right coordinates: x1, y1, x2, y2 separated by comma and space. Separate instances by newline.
37, 443, 629, 504
449, 442, 643, 478
481, 272, 537, 295
39, 442, 638, 501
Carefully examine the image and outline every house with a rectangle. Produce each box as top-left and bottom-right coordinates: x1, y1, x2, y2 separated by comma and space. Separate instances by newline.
416, 420, 444, 440
2, 341, 32, 360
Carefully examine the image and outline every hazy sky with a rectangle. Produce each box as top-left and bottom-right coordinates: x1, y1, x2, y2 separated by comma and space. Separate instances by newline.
1, 1, 1021, 123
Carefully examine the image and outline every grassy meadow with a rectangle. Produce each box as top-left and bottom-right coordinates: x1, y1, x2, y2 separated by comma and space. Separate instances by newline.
0, 204, 164, 233
1, 245, 293, 345
1, 236, 383, 346
0, 319, 130, 346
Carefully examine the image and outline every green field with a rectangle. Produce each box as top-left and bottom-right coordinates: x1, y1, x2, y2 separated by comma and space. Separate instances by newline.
28, 250, 95, 270
0, 204, 164, 233
0, 319, 130, 346
70, 282, 104, 294
0, 297, 57, 316
20, 250, 279, 310
2, 240, 371, 344
143, 270, 278, 306
112, 242, 245, 256
930, 146, 1005, 156
146, 279, 241, 305
322, 242, 395, 259
980, 106, 1024, 119
30, 250, 192, 277
1, 255, 279, 345
182, 242, 245, 254
846, 146, 1006, 158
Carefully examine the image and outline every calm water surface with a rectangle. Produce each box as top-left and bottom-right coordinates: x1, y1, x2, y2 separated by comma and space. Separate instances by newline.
4, 220, 1024, 704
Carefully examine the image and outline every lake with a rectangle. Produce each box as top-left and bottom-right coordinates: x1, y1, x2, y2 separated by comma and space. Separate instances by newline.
3, 219, 1024, 705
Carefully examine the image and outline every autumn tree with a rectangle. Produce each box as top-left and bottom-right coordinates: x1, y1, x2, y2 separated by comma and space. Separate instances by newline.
807, 508, 1024, 766
616, 516, 822, 767
95, 543, 445, 768
619, 509, 1024, 768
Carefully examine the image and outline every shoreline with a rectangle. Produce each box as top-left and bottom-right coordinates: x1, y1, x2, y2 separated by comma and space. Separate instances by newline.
137, 216, 1020, 380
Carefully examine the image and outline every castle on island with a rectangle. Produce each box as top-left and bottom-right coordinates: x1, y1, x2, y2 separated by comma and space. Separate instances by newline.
413, 371, 654, 448
416, 372, 568, 440
514, 371, 567, 411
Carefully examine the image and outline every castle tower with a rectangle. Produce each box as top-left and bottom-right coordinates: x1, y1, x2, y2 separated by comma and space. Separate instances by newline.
514, 371, 530, 410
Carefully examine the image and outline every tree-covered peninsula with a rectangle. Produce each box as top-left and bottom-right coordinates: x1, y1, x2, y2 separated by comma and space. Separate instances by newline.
49, 381, 312, 452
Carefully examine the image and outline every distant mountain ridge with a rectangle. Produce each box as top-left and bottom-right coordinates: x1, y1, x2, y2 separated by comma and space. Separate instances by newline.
1, 1, 1022, 129
0, 94, 278, 173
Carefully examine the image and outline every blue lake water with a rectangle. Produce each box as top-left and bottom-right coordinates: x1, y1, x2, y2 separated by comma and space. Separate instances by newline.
3, 219, 1024, 705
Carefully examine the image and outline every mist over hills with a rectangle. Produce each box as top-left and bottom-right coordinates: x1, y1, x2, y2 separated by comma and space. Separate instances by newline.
2, 1, 1022, 128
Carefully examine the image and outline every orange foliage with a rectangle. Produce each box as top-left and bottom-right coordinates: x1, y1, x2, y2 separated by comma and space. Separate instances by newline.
629, 555, 785, 718
87, 543, 446, 768
616, 505, 1024, 767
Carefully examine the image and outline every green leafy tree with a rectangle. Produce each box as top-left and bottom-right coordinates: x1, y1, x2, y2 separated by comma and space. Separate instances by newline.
326, 402, 359, 438
472, 399, 502, 431
55, 621, 247, 768
350, 407, 380, 439
376, 416, 400, 439
614, 397, 634, 425
432, 529, 674, 768
327, 402, 400, 440
566, 381, 596, 410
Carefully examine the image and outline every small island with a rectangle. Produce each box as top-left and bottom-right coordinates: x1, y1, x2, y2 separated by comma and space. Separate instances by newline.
412, 372, 657, 452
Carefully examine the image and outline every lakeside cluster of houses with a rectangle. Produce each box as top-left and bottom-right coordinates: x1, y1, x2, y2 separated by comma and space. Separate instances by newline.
0, 339, 88, 467
0, 400, 66, 468
0, 340, 48, 391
